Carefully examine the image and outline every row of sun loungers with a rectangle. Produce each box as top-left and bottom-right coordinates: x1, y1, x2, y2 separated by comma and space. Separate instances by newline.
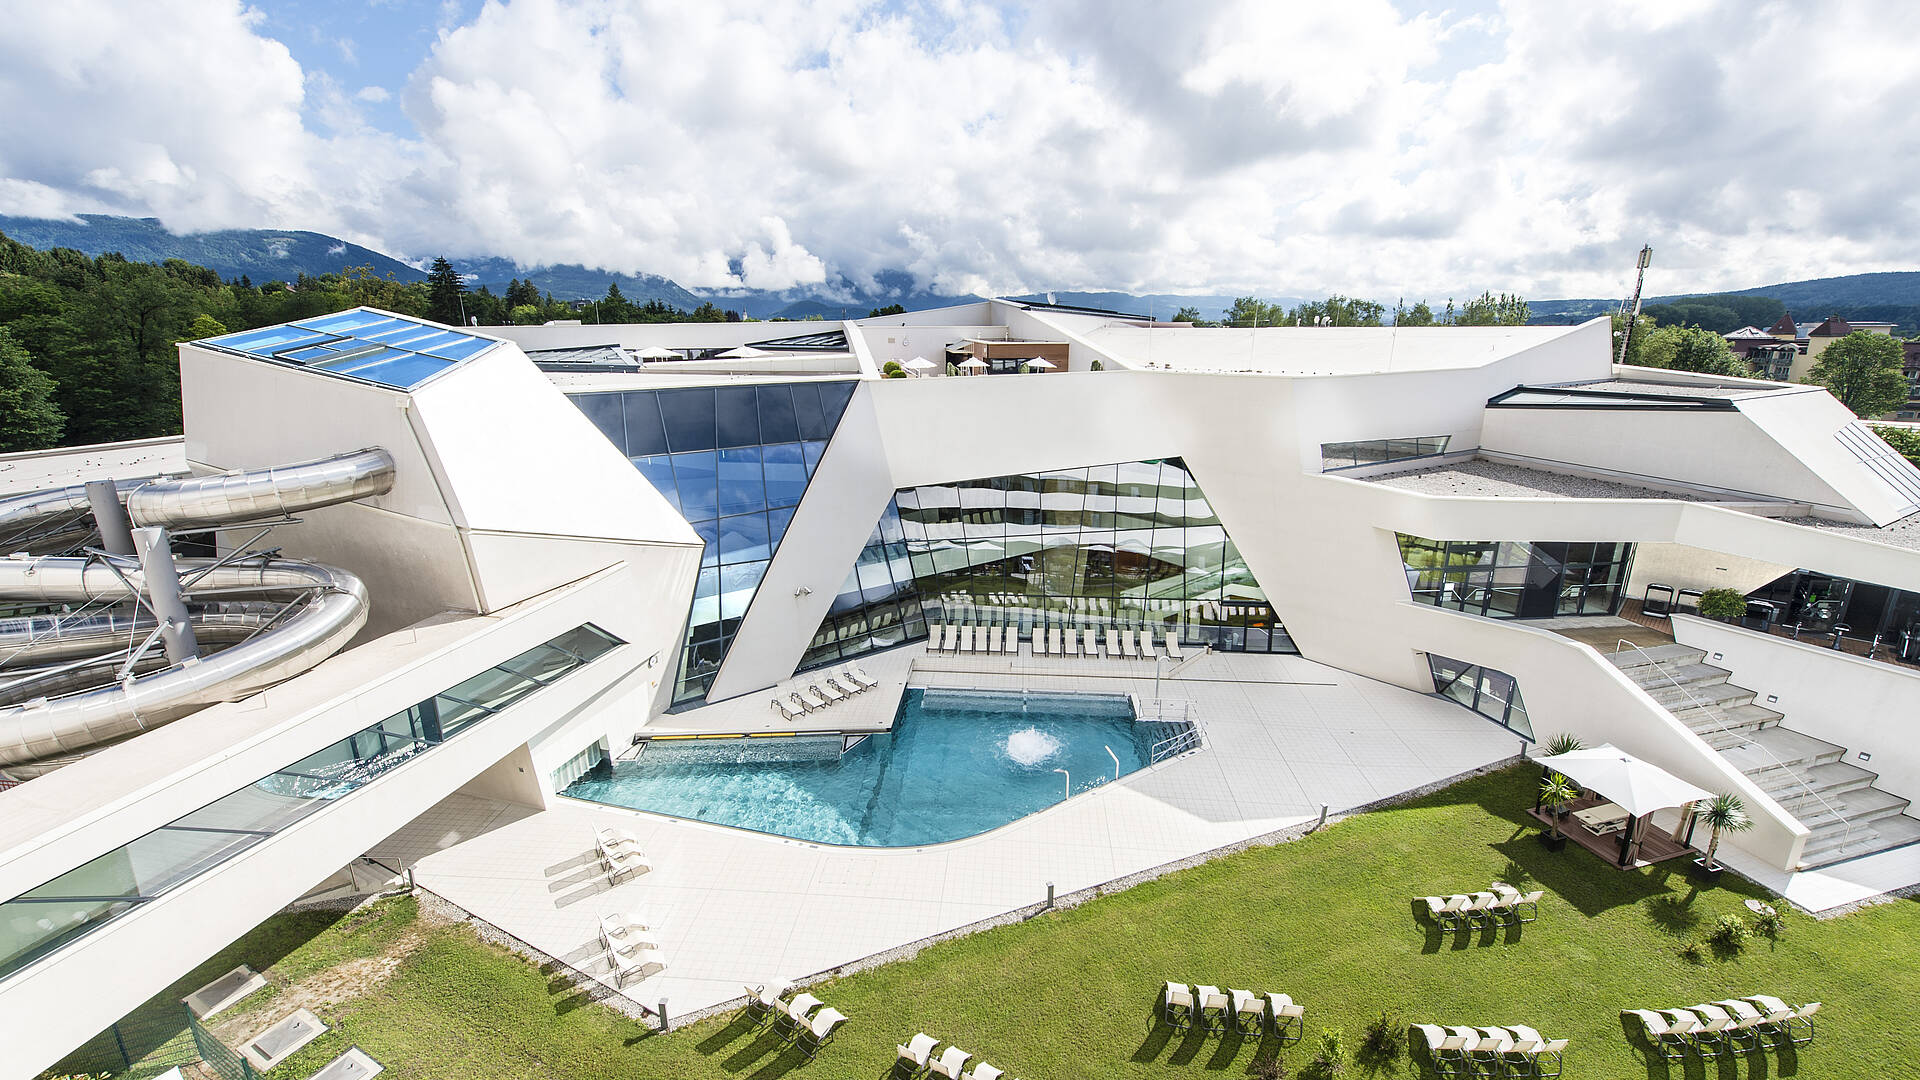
742, 982, 849, 1059
926, 623, 1187, 661
1162, 982, 1305, 1041
1419, 882, 1545, 931
771, 667, 879, 720
1414, 1024, 1568, 1078
599, 908, 667, 986
596, 826, 653, 884
1626, 997, 1819, 1061
896, 1032, 1020, 1080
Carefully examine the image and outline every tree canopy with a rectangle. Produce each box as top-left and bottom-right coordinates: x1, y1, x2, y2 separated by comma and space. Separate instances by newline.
425, 256, 468, 325
1636, 324, 1751, 377
1808, 331, 1910, 417
1641, 293, 1787, 335
1288, 295, 1384, 326
1454, 291, 1531, 326
0, 328, 64, 451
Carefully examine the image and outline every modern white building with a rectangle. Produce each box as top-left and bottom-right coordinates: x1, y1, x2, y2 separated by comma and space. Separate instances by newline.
5, 299, 1920, 1073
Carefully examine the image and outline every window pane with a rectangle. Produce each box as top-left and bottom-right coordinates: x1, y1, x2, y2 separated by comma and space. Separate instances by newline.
756, 385, 799, 443
671, 451, 719, 521
716, 446, 766, 517
659, 388, 716, 452
572, 393, 625, 449
715, 386, 761, 448
622, 391, 668, 456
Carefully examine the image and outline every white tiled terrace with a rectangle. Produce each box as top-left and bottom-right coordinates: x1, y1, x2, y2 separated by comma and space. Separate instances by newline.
407, 649, 1517, 1021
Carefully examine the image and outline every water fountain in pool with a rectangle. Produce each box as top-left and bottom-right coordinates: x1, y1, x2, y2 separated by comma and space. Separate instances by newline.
1004, 726, 1064, 767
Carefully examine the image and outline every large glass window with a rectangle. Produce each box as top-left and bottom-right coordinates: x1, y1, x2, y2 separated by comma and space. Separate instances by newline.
1399, 535, 1633, 619
806, 459, 1292, 670
569, 382, 858, 703
0, 625, 622, 982
1427, 653, 1533, 738
1321, 436, 1450, 471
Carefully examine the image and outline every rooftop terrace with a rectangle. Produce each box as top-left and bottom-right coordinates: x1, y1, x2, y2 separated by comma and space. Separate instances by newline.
1365, 458, 1727, 502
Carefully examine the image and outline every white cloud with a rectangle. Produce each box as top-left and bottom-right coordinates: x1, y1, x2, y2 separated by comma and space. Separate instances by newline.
1, 0, 1918, 301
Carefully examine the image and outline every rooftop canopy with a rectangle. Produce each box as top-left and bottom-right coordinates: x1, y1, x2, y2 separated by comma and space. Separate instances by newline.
200, 308, 498, 390
1542, 744, 1712, 817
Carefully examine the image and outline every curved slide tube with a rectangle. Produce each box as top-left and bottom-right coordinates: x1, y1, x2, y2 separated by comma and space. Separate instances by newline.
0, 448, 396, 776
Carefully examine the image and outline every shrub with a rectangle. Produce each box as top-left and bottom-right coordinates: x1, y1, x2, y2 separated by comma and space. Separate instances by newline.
1357, 1010, 1405, 1063
1753, 902, 1788, 939
1308, 1028, 1346, 1076
1091, 359, 1104, 371
1679, 939, 1708, 963
1698, 588, 1747, 621
1543, 733, 1583, 757
882, 359, 904, 375
1708, 913, 1751, 953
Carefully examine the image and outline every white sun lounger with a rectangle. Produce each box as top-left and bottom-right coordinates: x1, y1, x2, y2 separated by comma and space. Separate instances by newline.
924, 623, 943, 652
815, 681, 847, 704
1124, 629, 1142, 659
602, 846, 652, 883
844, 667, 878, 689
606, 942, 666, 985
1106, 628, 1123, 658
1165, 631, 1183, 660
1046, 627, 1061, 656
962, 1062, 1002, 1080
772, 696, 804, 720
797, 1006, 846, 1058
597, 826, 640, 849
943, 623, 958, 652
743, 981, 788, 1027
928, 1045, 971, 1079
959, 625, 974, 654
1265, 992, 1304, 1041
851, 665, 879, 687
599, 911, 661, 954
825, 676, 861, 698
1083, 628, 1099, 656
801, 686, 832, 710
791, 691, 819, 714
987, 626, 1002, 653
1003, 626, 1018, 655
1229, 989, 1264, 1034
1414, 1024, 1468, 1073
897, 1033, 938, 1072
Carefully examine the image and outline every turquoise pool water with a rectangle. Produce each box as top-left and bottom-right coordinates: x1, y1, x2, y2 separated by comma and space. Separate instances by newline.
564, 688, 1183, 847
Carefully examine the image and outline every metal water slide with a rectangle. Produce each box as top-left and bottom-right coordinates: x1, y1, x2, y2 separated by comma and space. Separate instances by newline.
0, 449, 396, 777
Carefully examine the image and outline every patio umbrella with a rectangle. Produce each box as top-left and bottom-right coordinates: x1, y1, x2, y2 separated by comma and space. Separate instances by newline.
1541, 744, 1711, 818
958, 357, 989, 373
634, 345, 679, 360
717, 345, 770, 359
1024, 357, 1056, 370
903, 356, 936, 373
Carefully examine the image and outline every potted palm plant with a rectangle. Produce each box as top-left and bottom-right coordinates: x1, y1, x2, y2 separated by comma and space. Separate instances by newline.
1538, 772, 1578, 851
1693, 792, 1752, 878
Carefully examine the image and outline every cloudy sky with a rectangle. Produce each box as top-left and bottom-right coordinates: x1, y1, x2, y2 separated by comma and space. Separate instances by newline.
1, 0, 1915, 301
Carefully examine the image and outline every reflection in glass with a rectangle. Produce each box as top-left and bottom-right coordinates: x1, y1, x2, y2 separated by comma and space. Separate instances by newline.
1427, 652, 1533, 738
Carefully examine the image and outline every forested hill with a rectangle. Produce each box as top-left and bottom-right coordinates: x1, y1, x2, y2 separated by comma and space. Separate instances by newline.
0, 214, 423, 286
1528, 271, 1920, 333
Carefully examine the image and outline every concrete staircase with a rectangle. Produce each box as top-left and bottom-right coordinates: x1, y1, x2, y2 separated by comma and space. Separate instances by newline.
1607, 643, 1920, 869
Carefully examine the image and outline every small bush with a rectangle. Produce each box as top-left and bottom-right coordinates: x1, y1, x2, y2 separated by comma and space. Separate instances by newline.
1308, 1029, 1346, 1076
1357, 1010, 1405, 1063
1250, 1053, 1289, 1080
1754, 902, 1788, 939
882, 359, 903, 374
1698, 588, 1747, 621
1091, 359, 1104, 371
1680, 939, 1708, 964
1708, 913, 1751, 953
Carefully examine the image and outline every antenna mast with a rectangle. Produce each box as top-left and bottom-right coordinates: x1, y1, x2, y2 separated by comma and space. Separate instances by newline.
1615, 244, 1653, 366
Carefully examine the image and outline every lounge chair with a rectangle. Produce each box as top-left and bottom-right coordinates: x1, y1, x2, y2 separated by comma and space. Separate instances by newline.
606, 942, 666, 986
1497, 1024, 1542, 1074
1444, 1027, 1481, 1068
797, 1006, 847, 1057
599, 911, 659, 954
602, 846, 652, 883
1468, 1027, 1514, 1075
1229, 989, 1264, 1034
1420, 895, 1462, 932
943, 623, 958, 652
825, 676, 861, 699
1163, 981, 1194, 1029
1165, 631, 1184, 661
742, 982, 788, 1028
792, 691, 819, 714
925, 623, 943, 652
1106, 628, 1123, 659
1625, 1009, 1692, 1062
1003, 626, 1019, 655
772, 696, 805, 721
802, 686, 833, 710
1262, 991, 1304, 1042
1785, 1001, 1820, 1046
1741, 995, 1797, 1040
1713, 999, 1770, 1052
1194, 984, 1228, 1033
1413, 1024, 1468, 1077
1047, 627, 1062, 656
987, 626, 1002, 653
598, 826, 640, 849
1532, 1038, 1570, 1077
1481, 889, 1518, 926
897, 1032, 939, 1075
851, 665, 879, 688
959, 625, 975, 654
962, 1063, 1002, 1080
1676, 1006, 1733, 1060
816, 681, 848, 704
928, 1046, 971, 1079
1084, 628, 1099, 657
777, 992, 822, 1036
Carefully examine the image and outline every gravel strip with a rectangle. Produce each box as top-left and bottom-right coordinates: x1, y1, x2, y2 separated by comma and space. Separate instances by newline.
1370, 458, 1715, 501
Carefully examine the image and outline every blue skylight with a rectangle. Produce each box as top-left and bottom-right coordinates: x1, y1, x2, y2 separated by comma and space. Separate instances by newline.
200, 308, 498, 389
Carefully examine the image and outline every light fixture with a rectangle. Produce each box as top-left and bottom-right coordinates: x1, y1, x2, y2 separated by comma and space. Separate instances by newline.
793, 586, 813, 597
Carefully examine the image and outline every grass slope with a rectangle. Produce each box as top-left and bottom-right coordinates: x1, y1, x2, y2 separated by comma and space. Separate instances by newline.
75, 766, 1919, 1080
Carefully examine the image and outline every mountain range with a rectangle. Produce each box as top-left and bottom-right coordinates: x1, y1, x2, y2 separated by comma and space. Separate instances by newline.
4, 213, 1917, 328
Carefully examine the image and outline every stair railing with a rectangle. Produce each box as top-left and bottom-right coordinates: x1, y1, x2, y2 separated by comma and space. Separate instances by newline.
1613, 639, 1866, 862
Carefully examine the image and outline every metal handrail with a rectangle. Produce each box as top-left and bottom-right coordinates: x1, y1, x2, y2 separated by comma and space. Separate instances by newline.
1613, 638, 1866, 859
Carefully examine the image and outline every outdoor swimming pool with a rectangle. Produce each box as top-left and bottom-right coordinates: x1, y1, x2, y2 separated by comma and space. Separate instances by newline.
563, 688, 1189, 846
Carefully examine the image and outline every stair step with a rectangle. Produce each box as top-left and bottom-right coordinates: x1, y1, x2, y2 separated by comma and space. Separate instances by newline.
1647, 680, 1752, 708
1640, 663, 1735, 688
1605, 643, 1705, 671
1721, 727, 1847, 774
1801, 813, 1920, 867
1683, 703, 1781, 737
1761, 760, 1880, 802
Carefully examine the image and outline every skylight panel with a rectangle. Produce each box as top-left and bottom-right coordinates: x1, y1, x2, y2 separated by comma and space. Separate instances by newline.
194, 307, 499, 390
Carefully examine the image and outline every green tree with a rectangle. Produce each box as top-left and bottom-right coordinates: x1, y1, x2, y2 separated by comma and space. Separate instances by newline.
425, 256, 468, 326
0, 329, 65, 451
1225, 296, 1286, 327
1455, 291, 1531, 326
1172, 305, 1204, 324
1638, 325, 1750, 377
1872, 424, 1920, 466
1808, 331, 1909, 417
177, 313, 229, 342
1612, 312, 1657, 366
509, 304, 541, 325
1395, 301, 1434, 326
1289, 295, 1385, 327
505, 278, 541, 309
865, 303, 906, 318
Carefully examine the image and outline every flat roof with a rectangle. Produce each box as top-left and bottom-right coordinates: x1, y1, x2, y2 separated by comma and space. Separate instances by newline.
1787, 511, 1920, 553
1365, 458, 1725, 501
1080, 321, 1597, 375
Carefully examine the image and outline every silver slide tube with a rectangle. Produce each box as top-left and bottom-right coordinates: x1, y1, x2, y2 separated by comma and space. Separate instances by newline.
0, 557, 367, 767
124, 448, 395, 530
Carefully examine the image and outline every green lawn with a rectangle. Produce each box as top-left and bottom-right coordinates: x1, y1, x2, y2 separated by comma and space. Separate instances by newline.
66, 765, 1920, 1079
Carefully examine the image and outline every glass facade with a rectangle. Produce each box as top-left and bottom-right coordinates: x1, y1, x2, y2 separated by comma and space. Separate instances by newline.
569, 382, 856, 703
1743, 570, 1920, 663
801, 499, 928, 671
0, 624, 622, 982
1320, 436, 1450, 471
1399, 536, 1633, 619
1428, 653, 1533, 738
808, 459, 1291, 668
202, 308, 498, 390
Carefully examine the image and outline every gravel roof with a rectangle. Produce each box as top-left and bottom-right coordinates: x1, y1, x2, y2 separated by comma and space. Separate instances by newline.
1785, 513, 1920, 552
1574, 379, 1760, 398
1366, 458, 1719, 501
